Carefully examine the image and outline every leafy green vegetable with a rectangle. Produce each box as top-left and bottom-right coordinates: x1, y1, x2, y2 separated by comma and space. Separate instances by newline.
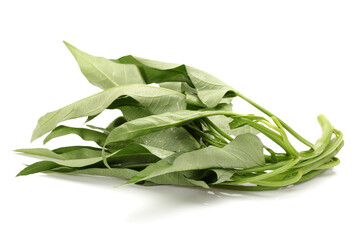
16, 42, 344, 192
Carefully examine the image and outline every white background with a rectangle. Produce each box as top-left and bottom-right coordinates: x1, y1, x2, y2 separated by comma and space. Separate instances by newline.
1, 1, 359, 239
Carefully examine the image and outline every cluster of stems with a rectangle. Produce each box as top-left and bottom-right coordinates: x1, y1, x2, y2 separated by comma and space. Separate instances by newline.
184, 93, 343, 190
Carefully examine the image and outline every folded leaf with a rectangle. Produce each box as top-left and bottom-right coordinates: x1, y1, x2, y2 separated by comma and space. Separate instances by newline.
211, 169, 237, 184
118, 56, 238, 108
117, 55, 191, 85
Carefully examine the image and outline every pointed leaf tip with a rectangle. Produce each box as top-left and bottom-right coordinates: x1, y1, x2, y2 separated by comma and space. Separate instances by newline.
63, 40, 72, 48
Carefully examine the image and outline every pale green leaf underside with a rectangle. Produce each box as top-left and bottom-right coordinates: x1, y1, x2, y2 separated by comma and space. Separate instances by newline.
64, 41, 144, 89
31, 84, 186, 141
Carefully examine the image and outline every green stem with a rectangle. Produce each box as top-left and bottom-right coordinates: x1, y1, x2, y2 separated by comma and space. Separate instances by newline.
213, 169, 326, 191
199, 119, 228, 143
212, 184, 280, 191
294, 169, 325, 184
272, 117, 299, 157
239, 118, 290, 153
203, 118, 234, 141
315, 158, 340, 170
252, 169, 303, 187
224, 156, 302, 184
295, 131, 343, 168
187, 124, 225, 148
236, 92, 314, 149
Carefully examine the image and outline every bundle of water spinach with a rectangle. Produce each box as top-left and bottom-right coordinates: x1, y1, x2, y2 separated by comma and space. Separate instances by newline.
16, 42, 344, 191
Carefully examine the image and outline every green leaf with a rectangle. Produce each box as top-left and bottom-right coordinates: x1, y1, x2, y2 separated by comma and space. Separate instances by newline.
16, 143, 174, 176
44, 125, 107, 147
31, 84, 186, 141
209, 115, 259, 137
185, 93, 233, 108
64, 41, 144, 89
118, 56, 238, 107
134, 127, 200, 152
210, 169, 236, 184
181, 169, 235, 185
105, 107, 240, 145
15, 146, 104, 160
51, 167, 139, 180
48, 167, 209, 188
53, 146, 104, 159
186, 66, 237, 108
105, 116, 127, 132
15, 148, 66, 160
148, 172, 209, 188
17, 161, 60, 177
116, 55, 191, 85
119, 106, 201, 151
126, 134, 265, 185
159, 82, 182, 92
85, 114, 99, 123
